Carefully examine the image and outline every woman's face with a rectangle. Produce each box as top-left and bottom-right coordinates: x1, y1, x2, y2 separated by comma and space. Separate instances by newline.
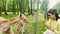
48, 13, 56, 20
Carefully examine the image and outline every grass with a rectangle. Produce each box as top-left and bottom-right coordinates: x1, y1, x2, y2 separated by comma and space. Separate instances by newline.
0, 13, 47, 34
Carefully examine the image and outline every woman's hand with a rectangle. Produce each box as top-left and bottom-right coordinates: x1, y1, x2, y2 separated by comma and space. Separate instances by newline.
42, 18, 46, 23
48, 26, 54, 32
50, 28, 54, 32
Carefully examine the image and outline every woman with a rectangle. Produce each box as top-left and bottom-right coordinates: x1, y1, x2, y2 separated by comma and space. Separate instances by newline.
42, 9, 60, 34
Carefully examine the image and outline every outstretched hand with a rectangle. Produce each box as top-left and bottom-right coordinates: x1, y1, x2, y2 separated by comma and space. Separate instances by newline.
42, 18, 46, 23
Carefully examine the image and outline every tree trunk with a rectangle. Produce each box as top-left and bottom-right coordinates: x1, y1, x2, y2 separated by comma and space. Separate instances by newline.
4, 0, 8, 15
28, 0, 30, 15
13, 0, 15, 14
0, 1, 2, 14
31, 0, 32, 15
0, 7, 2, 14
19, 0, 24, 14
2, 0, 7, 15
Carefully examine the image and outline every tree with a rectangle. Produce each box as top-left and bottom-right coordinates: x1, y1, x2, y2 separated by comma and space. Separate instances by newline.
0, 0, 2, 14
12, 0, 16, 14
31, 0, 32, 15
40, 0, 49, 19
28, 0, 36, 15
19, 0, 23, 13
2, 0, 8, 15
28, 0, 31, 15
19, 0, 28, 14
53, 2, 60, 14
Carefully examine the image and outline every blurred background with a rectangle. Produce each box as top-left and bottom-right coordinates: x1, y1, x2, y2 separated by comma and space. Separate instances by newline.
0, 0, 60, 34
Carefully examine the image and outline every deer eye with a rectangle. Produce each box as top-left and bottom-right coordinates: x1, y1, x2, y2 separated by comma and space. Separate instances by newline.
24, 19, 26, 20
20, 14, 22, 18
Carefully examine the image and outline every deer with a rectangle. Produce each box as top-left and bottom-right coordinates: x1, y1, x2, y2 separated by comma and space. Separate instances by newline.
0, 13, 29, 34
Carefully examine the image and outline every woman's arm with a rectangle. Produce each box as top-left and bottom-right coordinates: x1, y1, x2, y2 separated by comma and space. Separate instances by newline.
46, 25, 54, 32
42, 18, 54, 32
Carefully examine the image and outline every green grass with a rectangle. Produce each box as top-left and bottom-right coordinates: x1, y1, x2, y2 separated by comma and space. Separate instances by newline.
0, 13, 47, 34
25, 13, 47, 34
0, 14, 18, 19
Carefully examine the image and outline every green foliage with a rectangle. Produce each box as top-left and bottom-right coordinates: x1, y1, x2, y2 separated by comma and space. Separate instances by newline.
7, 0, 18, 12
7, 1, 13, 12
19, 0, 28, 13
40, 0, 49, 19
40, 0, 48, 12
0, 0, 3, 7
53, 2, 60, 14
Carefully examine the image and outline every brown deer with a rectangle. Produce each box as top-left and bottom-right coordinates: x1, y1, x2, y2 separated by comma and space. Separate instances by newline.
0, 13, 29, 34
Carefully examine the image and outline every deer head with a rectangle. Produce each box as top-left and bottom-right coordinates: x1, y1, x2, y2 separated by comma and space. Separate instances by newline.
20, 13, 29, 23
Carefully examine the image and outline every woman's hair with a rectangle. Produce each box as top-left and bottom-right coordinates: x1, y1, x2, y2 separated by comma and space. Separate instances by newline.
47, 9, 60, 21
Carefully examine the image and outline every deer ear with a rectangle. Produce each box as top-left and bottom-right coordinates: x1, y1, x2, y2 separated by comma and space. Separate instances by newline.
20, 14, 22, 18
20, 13, 22, 18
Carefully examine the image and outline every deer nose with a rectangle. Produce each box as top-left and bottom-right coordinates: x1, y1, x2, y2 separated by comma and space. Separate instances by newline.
27, 21, 30, 23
